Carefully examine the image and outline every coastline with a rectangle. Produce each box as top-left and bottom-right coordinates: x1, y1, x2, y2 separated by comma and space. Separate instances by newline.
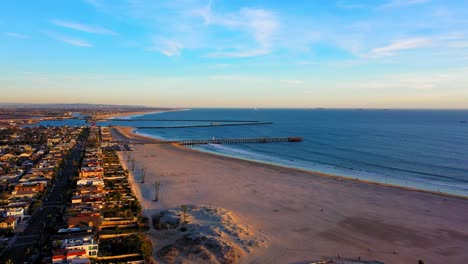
102, 108, 191, 120
111, 125, 468, 263
117, 126, 467, 200
95, 110, 160, 120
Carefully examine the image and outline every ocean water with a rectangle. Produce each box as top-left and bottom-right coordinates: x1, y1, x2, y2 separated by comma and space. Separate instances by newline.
109, 109, 468, 197
31, 109, 468, 196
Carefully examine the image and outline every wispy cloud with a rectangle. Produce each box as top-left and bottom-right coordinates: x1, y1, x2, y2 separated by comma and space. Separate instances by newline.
52, 19, 117, 35
369, 38, 432, 57
210, 75, 262, 81
194, 3, 279, 58
336, 1, 368, 9
207, 48, 270, 59
449, 41, 468, 48
82, 0, 103, 10
149, 38, 183, 56
379, 0, 430, 9
241, 8, 278, 49
45, 31, 93, 47
280, 79, 304, 85
208, 63, 233, 69
350, 70, 468, 91
4, 32, 29, 39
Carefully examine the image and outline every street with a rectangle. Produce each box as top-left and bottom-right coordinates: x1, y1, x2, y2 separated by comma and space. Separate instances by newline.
4, 141, 85, 264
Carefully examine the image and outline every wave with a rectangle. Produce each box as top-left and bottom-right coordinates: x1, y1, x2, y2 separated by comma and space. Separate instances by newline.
134, 129, 170, 141
193, 143, 468, 196
124, 109, 468, 197
299, 147, 468, 183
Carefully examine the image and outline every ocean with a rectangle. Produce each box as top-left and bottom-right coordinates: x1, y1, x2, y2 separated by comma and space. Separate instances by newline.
35, 109, 468, 196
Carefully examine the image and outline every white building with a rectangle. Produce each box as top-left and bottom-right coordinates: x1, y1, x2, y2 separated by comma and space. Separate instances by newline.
76, 178, 104, 187
61, 235, 99, 257
0, 207, 25, 219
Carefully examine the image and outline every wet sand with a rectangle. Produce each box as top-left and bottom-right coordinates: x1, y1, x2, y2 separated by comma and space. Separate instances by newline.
112, 126, 468, 264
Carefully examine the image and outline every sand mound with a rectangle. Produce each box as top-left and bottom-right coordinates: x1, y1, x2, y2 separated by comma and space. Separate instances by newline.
151, 205, 267, 264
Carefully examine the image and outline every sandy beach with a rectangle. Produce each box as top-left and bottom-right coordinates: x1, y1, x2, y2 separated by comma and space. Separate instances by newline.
112, 126, 468, 264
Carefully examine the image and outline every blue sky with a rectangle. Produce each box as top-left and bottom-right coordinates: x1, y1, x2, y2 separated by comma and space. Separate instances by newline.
1, 0, 468, 108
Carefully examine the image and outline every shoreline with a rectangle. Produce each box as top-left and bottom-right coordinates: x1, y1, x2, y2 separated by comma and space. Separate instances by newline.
111, 125, 468, 263
103, 108, 191, 120
116, 126, 468, 201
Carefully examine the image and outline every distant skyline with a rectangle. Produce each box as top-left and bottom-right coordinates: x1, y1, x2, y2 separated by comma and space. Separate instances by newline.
1, 0, 468, 108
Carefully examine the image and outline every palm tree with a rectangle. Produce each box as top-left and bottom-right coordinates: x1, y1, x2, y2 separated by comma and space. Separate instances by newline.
181, 205, 188, 225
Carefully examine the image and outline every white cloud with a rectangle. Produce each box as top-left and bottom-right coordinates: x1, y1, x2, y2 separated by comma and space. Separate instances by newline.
193, 0, 239, 27
379, 0, 430, 9
57, 37, 93, 47
206, 48, 270, 58
4, 32, 29, 39
80, 0, 285, 58
369, 38, 432, 57
241, 8, 278, 48
336, 1, 368, 9
45, 32, 93, 47
149, 38, 183, 56
353, 71, 463, 90
449, 41, 468, 48
83, 0, 103, 10
280, 79, 304, 85
209, 63, 232, 69
193, 3, 279, 58
210, 75, 262, 81
52, 19, 117, 35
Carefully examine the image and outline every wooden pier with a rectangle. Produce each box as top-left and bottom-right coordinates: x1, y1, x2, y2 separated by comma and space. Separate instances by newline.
118, 137, 303, 146
134, 122, 272, 129
174, 137, 303, 145
103, 119, 263, 123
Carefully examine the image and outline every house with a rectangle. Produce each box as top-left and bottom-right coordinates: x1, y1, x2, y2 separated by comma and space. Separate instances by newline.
0, 207, 25, 219
71, 196, 82, 204
10, 189, 36, 199
14, 182, 46, 192
52, 249, 91, 264
0, 216, 17, 230
76, 178, 104, 187
67, 215, 102, 230
52, 249, 67, 263
79, 167, 104, 179
69, 258, 91, 264
60, 235, 99, 257
66, 249, 88, 262
48, 137, 62, 145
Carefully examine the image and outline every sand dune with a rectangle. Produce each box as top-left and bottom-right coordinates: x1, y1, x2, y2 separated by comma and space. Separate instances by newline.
112, 126, 468, 264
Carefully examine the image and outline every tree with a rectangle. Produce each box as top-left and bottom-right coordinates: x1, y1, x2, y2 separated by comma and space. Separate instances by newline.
137, 234, 153, 260
181, 205, 188, 225
26, 246, 33, 257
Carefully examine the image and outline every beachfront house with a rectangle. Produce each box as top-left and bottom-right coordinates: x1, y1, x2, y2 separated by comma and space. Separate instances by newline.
59, 235, 99, 257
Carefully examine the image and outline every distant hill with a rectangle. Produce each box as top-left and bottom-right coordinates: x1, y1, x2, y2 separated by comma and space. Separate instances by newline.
0, 103, 150, 109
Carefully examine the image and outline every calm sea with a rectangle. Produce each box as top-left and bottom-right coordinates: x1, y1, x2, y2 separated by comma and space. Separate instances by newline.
36, 109, 468, 196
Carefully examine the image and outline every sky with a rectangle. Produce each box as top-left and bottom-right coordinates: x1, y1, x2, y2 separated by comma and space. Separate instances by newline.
1, 0, 468, 108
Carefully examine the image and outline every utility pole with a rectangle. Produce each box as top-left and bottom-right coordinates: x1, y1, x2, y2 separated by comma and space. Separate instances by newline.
141, 167, 145, 183
154, 181, 160, 201
131, 158, 135, 171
